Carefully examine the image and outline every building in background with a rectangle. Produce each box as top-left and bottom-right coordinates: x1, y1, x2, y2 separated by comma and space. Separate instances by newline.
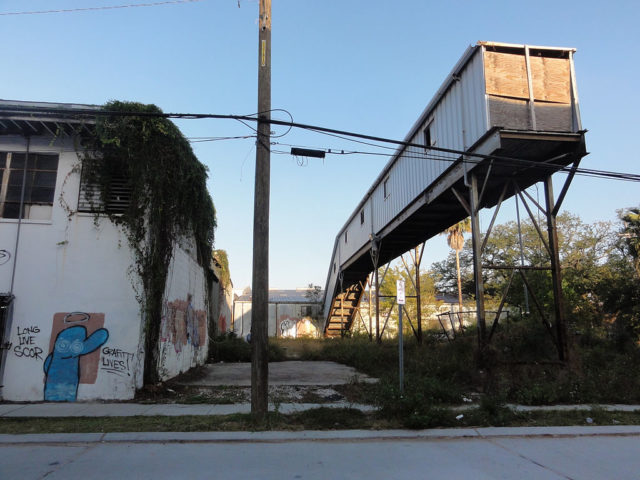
233, 288, 323, 339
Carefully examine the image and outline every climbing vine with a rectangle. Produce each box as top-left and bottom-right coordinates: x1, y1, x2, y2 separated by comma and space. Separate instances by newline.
212, 249, 232, 290
81, 101, 216, 385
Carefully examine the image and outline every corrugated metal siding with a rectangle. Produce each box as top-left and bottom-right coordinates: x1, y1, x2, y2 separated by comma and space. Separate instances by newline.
370, 49, 487, 234
324, 48, 490, 321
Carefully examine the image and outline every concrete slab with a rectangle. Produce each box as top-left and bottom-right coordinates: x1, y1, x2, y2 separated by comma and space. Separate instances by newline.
143, 404, 217, 416
3, 402, 92, 417
177, 361, 376, 387
0, 404, 27, 415
79, 403, 155, 417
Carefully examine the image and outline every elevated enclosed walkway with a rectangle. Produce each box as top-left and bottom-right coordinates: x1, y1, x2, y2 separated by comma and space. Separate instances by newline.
323, 42, 587, 343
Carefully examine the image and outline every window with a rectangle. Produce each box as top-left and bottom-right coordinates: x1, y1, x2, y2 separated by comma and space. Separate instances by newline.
344, 231, 348, 244
301, 305, 312, 317
0, 152, 59, 220
423, 125, 432, 150
383, 176, 390, 199
360, 209, 365, 225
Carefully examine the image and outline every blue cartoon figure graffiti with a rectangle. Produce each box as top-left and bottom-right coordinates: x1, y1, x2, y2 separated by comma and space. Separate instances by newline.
43, 325, 109, 402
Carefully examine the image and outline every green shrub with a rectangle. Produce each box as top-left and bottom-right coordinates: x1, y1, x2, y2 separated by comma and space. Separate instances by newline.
209, 332, 286, 362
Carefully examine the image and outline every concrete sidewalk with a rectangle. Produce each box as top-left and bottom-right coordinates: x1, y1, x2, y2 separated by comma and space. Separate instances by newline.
0, 401, 376, 417
0, 402, 638, 418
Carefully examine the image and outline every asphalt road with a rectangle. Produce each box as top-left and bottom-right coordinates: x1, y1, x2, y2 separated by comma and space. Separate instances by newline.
2, 430, 640, 479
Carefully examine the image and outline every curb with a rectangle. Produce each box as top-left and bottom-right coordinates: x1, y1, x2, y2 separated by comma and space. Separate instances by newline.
2, 425, 640, 445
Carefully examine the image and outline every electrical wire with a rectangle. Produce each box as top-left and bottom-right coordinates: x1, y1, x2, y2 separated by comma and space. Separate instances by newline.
187, 135, 254, 143
2, 105, 639, 183
0, 0, 204, 16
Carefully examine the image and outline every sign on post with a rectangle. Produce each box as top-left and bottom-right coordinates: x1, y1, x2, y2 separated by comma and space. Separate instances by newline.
396, 279, 405, 394
396, 279, 405, 305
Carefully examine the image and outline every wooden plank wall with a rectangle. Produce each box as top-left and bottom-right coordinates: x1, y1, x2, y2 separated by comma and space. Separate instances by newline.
484, 50, 573, 132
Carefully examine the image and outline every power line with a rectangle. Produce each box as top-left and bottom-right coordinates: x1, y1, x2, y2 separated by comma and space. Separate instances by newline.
2, 104, 639, 183
0, 0, 204, 16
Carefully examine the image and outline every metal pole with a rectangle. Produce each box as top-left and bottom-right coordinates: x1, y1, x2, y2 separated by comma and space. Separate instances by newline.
251, 0, 271, 420
415, 246, 423, 344
368, 275, 372, 341
10, 138, 31, 295
544, 176, 568, 362
515, 194, 530, 314
396, 279, 405, 395
398, 304, 403, 395
375, 267, 380, 343
469, 173, 487, 348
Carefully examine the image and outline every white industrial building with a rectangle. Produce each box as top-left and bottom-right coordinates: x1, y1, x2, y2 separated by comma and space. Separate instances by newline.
0, 100, 220, 402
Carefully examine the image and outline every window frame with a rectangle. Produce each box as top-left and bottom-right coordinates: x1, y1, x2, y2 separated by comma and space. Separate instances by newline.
0, 151, 59, 220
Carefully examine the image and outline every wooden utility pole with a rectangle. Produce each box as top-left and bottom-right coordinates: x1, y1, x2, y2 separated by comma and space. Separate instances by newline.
251, 0, 271, 420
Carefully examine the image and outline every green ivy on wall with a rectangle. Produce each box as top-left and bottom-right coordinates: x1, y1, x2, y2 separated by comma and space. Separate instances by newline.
81, 101, 216, 385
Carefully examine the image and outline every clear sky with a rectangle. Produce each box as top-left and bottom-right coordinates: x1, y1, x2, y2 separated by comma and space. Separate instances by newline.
2, 0, 639, 290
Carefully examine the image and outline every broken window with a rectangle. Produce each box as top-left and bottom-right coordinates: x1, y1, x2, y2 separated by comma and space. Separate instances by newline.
423, 125, 432, 150
360, 209, 365, 225
383, 176, 390, 199
0, 152, 59, 220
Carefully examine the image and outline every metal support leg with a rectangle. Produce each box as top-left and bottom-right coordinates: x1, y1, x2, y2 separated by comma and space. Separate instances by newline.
544, 176, 569, 362
469, 173, 487, 348
370, 237, 381, 343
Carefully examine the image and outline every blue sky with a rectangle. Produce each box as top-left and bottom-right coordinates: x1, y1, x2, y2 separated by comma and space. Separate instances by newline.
2, 0, 639, 290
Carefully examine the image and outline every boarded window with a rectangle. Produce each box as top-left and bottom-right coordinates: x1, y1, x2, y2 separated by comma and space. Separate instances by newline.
484, 48, 573, 132
77, 164, 131, 214
0, 152, 59, 220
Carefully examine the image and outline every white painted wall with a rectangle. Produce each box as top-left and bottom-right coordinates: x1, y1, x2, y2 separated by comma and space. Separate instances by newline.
157, 240, 209, 381
0, 133, 211, 401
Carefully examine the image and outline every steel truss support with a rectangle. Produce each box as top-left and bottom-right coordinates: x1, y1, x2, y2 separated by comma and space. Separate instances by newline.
452, 155, 580, 362
400, 242, 426, 343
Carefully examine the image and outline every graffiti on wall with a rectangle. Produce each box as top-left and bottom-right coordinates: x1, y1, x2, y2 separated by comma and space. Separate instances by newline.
0, 249, 11, 266
13, 325, 43, 360
278, 316, 298, 338
277, 315, 318, 338
160, 295, 206, 353
43, 312, 109, 402
100, 347, 135, 377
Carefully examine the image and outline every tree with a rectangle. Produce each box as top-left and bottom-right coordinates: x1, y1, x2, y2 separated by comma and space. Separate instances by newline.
621, 207, 640, 276
441, 218, 471, 330
432, 212, 620, 332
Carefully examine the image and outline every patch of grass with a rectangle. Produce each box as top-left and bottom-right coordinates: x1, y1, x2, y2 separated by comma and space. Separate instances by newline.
3, 408, 639, 434
288, 407, 369, 429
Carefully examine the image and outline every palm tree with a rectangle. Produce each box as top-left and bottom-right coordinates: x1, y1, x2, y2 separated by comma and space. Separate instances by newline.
442, 218, 471, 331
622, 207, 640, 276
